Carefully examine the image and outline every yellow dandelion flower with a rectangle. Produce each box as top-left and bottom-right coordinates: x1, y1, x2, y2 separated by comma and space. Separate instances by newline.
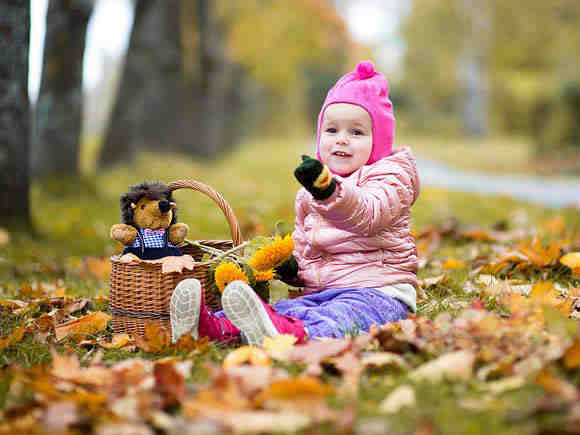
214, 262, 248, 293
249, 235, 294, 272
254, 269, 275, 282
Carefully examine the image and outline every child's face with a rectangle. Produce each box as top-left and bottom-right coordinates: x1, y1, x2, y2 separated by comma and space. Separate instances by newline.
319, 103, 373, 176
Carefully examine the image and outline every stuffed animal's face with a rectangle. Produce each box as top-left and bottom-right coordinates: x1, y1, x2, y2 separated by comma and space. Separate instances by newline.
120, 181, 178, 229
132, 197, 175, 230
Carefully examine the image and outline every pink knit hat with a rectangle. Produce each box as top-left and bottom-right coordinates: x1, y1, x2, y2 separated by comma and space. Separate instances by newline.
316, 61, 395, 167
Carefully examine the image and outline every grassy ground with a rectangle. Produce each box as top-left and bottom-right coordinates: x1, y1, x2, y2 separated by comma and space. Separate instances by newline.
1, 136, 579, 434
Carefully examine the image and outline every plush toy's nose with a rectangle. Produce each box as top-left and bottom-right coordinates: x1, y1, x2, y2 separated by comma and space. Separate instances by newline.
158, 200, 171, 213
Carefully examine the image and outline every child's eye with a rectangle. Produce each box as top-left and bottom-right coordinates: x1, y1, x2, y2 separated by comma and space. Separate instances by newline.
352, 129, 363, 135
141, 204, 146, 210
325, 128, 337, 133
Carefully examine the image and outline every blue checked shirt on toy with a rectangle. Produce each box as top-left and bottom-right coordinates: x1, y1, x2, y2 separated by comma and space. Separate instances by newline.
130, 228, 178, 248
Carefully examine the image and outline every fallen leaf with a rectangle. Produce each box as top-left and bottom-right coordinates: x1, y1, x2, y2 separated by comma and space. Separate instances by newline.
254, 376, 334, 405
175, 334, 209, 353
135, 323, 171, 353
42, 401, 80, 433
146, 255, 195, 274
223, 346, 270, 368
563, 339, 580, 369
361, 351, 409, 370
419, 274, 448, 288
410, 350, 475, 382
485, 376, 526, 394
154, 360, 186, 404
227, 411, 311, 434
55, 312, 111, 341
379, 385, 416, 414
535, 369, 579, 401
98, 333, 134, 350
443, 258, 466, 270
0, 228, 10, 245
561, 252, 580, 277
0, 326, 26, 351
262, 334, 297, 359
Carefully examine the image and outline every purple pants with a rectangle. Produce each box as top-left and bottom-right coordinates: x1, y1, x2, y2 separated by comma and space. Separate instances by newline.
273, 287, 408, 339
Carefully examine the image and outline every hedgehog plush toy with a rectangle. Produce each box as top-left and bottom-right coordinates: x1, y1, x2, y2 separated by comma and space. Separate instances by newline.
110, 181, 189, 260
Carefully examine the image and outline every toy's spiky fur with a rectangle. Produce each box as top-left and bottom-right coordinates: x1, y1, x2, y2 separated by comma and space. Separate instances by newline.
120, 181, 178, 227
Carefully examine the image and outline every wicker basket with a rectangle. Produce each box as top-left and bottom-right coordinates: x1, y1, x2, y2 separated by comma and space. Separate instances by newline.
109, 179, 243, 337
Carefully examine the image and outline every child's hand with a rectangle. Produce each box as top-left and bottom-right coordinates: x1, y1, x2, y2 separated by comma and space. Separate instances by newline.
294, 155, 336, 200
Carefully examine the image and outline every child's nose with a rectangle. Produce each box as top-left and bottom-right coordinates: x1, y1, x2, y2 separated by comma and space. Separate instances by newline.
336, 132, 348, 144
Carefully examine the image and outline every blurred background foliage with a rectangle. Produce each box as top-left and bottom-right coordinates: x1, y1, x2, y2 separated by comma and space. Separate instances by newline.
400, 0, 580, 157
1, 0, 580, 238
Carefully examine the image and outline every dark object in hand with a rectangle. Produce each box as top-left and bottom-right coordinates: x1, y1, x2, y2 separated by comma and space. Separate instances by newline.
275, 256, 303, 287
294, 155, 336, 200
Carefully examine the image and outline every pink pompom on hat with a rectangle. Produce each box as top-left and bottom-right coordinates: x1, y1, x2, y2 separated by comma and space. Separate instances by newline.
316, 61, 395, 168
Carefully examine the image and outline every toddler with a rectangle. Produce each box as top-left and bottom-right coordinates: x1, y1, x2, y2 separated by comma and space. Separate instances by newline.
170, 61, 419, 345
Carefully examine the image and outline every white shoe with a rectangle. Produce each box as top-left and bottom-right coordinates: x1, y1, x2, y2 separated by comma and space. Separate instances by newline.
170, 278, 202, 343
221, 280, 278, 347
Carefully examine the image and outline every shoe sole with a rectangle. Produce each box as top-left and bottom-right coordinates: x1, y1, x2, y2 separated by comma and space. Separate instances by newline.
170, 279, 202, 343
222, 281, 278, 347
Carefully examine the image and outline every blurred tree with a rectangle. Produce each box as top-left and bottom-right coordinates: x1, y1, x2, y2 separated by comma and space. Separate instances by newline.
401, 0, 580, 139
98, 0, 154, 169
33, 0, 94, 177
0, 1, 31, 230
99, 0, 245, 168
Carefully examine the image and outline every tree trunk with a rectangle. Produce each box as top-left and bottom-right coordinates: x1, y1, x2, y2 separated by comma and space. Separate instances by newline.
32, 0, 93, 177
457, 0, 491, 137
0, 0, 31, 230
98, 0, 165, 169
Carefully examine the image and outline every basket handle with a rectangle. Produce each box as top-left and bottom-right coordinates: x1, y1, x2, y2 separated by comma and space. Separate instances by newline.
168, 180, 243, 247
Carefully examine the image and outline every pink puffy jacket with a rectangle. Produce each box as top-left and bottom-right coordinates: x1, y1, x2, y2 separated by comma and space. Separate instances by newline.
292, 147, 420, 295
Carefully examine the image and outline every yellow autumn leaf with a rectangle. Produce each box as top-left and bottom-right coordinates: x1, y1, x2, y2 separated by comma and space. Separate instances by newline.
262, 334, 297, 359
98, 333, 134, 349
254, 376, 334, 405
442, 258, 466, 270
0, 326, 26, 351
560, 252, 580, 274
223, 346, 270, 368
55, 312, 111, 341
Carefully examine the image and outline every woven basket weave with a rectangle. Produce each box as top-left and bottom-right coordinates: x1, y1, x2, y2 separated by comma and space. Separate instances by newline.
109, 179, 243, 337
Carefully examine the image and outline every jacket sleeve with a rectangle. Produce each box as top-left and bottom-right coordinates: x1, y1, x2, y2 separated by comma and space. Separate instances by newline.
311, 158, 419, 236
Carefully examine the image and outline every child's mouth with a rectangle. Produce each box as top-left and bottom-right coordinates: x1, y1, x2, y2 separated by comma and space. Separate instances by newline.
332, 151, 351, 158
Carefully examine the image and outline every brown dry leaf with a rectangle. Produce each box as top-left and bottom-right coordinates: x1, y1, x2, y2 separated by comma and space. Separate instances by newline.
530, 281, 574, 316
410, 350, 476, 382
154, 360, 186, 404
19, 283, 46, 299
50, 350, 113, 388
34, 313, 55, 332
146, 255, 195, 274
535, 369, 579, 401
518, 238, 561, 268
175, 334, 209, 353
83, 257, 111, 280
443, 258, 466, 270
135, 322, 171, 353
63, 298, 91, 314
563, 339, 580, 369
55, 312, 111, 341
0, 326, 26, 351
